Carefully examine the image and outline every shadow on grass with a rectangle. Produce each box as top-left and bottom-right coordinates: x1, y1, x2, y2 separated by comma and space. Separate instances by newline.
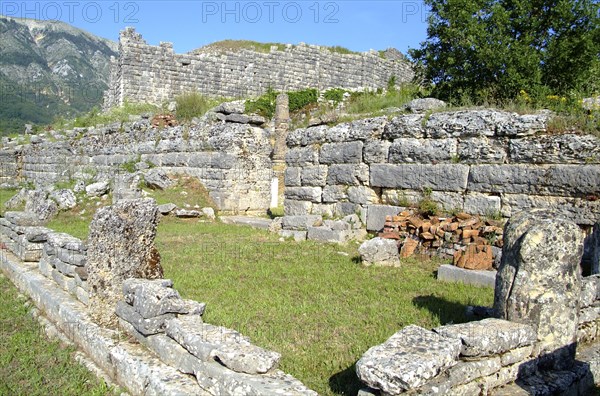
329, 363, 364, 395
412, 294, 472, 325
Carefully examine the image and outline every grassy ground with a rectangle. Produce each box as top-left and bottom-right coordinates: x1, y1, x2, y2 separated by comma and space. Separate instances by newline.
156, 217, 493, 395
0, 274, 115, 395
2, 189, 494, 395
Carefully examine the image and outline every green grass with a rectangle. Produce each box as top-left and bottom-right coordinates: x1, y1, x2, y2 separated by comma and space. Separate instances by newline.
0, 188, 20, 216
53, 101, 158, 130
155, 217, 493, 395
345, 85, 421, 115
197, 39, 359, 55
0, 274, 116, 395
175, 93, 222, 121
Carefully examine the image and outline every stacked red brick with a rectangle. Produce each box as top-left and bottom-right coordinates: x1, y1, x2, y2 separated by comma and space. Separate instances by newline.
379, 210, 504, 270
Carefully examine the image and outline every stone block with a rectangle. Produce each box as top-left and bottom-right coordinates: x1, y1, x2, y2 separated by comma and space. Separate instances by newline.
458, 137, 507, 164
4, 211, 43, 227
319, 141, 363, 164
494, 209, 583, 368
284, 167, 302, 187
281, 215, 322, 231
285, 147, 318, 166
284, 187, 322, 203
307, 227, 348, 244
115, 301, 175, 335
447, 357, 502, 386
370, 164, 469, 192
279, 230, 307, 241
301, 165, 328, 187
363, 140, 391, 164
347, 186, 379, 205
24, 226, 52, 242
580, 275, 600, 308
122, 278, 188, 318
283, 199, 313, 216
437, 264, 496, 288
500, 193, 599, 226
468, 164, 600, 196
425, 110, 511, 138
365, 205, 403, 231
358, 237, 400, 267
500, 345, 534, 366
383, 114, 426, 139
434, 318, 536, 357
157, 203, 177, 215
356, 325, 462, 393
326, 164, 369, 186
56, 248, 86, 267
509, 134, 600, 164
463, 192, 501, 215
310, 203, 336, 218
388, 138, 457, 164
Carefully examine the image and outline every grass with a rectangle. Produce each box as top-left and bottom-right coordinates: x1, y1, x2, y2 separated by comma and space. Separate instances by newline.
155, 217, 493, 395
143, 175, 217, 210
0, 274, 116, 395
53, 101, 158, 130
196, 39, 359, 55
175, 93, 223, 121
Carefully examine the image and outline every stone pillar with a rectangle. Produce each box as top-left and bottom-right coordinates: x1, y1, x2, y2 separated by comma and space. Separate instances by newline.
494, 209, 584, 369
271, 93, 290, 208
86, 198, 163, 327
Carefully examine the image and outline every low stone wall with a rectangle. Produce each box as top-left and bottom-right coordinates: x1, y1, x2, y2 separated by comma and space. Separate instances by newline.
0, 209, 316, 395
281, 110, 600, 244
0, 105, 273, 213
355, 210, 600, 395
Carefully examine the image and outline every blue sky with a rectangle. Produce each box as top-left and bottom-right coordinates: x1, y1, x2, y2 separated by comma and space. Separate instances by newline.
2, 1, 430, 54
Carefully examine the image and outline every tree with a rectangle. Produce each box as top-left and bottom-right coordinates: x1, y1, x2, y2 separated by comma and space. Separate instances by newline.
409, 0, 600, 103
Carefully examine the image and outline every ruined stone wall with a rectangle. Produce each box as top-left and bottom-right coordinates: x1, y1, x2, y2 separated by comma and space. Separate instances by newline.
103, 28, 414, 108
281, 110, 600, 242
0, 114, 273, 213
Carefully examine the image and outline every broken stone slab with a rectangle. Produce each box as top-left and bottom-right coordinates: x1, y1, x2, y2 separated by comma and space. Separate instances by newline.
175, 209, 202, 218
358, 237, 400, 267
86, 198, 163, 327
46, 232, 85, 251
434, 318, 536, 357
165, 316, 281, 374
365, 205, 404, 232
115, 301, 175, 336
50, 189, 76, 210
158, 203, 177, 215
279, 230, 307, 241
580, 275, 600, 308
122, 278, 188, 318
144, 169, 175, 190
4, 211, 44, 226
120, 319, 317, 395
355, 325, 462, 393
307, 226, 349, 244
85, 180, 110, 197
56, 249, 86, 267
405, 98, 447, 113
213, 100, 246, 115
23, 226, 52, 242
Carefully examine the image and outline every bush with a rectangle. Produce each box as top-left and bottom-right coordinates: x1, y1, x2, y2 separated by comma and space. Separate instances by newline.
323, 88, 347, 104
245, 87, 278, 118
175, 92, 214, 121
288, 89, 318, 113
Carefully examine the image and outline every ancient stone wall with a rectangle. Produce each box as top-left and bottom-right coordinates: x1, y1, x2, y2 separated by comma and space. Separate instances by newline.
103, 28, 414, 108
0, 110, 273, 213
280, 110, 600, 244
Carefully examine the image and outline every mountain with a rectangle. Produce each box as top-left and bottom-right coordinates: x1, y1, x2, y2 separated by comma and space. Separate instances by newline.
0, 16, 117, 134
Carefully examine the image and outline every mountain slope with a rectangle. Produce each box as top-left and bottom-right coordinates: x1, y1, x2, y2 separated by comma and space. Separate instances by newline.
0, 16, 117, 134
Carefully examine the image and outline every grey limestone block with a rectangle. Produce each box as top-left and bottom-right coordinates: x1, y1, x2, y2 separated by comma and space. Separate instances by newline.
509, 134, 600, 164
434, 318, 536, 357
457, 137, 508, 164
115, 301, 175, 336
23, 226, 52, 242
122, 278, 187, 318
326, 164, 369, 186
284, 186, 322, 203
283, 199, 313, 216
301, 165, 328, 187
580, 275, 600, 308
383, 114, 426, 139
307, 226, 349, 244
285, 167, 302, 187
370, 164, 469, 192
355, 325, 462, 393
319, 141, 363, 164
363, 140, 391, 164
358, 237, 400, 267
281, 215, 322, 231
388, 138, 457, 164
365, 204, 404, 232
4, 211, 44, 227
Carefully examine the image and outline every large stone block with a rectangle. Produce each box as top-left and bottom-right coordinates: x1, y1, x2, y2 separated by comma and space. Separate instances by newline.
468, 164, 600, 196
501, 194, 600, 225
383, 114, 426, 139
356, 325, 462, 393
326, 164, 369, 186
366, 205, 403, 231
319, 141, 363, 164
322, 185, 348, 203
283, 199, 313, 216
284, 167, 302, 187
388, 138, 457, 164
347, 186, 379, 205
301, 165, 328, 187
370, 164, 469, 192
284, 187, 322, 203
285, 146, 318, 166
363, 140, 391, 164
463, 192, 501, 215
509, 134, 600, 164
494, 209, 583, 369
457, 137, 508, 164
86, 199, 163, 327
358, 237, 400, 267
434, 318, 536, 357
281, 215, 322, 231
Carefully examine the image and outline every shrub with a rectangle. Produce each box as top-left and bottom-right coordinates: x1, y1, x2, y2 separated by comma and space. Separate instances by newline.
175, 92, 214, 121
288, 89, 318, 113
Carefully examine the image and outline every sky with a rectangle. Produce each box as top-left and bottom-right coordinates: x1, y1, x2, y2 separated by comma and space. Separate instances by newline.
1, 0, 430, 54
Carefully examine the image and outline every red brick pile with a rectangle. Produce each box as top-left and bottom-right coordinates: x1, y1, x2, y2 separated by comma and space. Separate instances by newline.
379, 210, 504, 270
152, 114, 177, 127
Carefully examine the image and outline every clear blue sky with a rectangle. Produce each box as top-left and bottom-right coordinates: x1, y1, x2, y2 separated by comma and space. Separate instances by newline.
2, 1, 430, 54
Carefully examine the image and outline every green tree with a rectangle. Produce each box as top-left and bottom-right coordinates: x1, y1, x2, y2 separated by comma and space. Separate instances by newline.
409, 0, 600, 103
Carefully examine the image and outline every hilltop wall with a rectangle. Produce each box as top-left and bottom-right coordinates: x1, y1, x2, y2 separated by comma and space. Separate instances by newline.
103, 28, 414, 108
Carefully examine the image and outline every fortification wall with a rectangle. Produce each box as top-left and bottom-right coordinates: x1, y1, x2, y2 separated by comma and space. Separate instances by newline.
0, 113, 273, 213
281, 110, 600, 242
103, 28, 414, 108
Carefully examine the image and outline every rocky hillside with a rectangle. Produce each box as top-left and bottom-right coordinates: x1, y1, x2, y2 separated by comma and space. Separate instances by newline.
0, 16, 117, 134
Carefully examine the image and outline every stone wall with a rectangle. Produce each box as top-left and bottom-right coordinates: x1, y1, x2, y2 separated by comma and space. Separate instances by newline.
281, 110, 600, 243
0, 211, 316, 395
103, 28, 414, 108
0, 107, 273, 213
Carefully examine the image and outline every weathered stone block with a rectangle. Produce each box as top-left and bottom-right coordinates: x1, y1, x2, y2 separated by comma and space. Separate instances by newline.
365, 204, 403, 231
434, 318, 536, 357
86, 199, 163, 327
509, 134, 600, 164
285, 147, 318, 166
326, 164, 369, 186
468, 164, 600, 196
580, 275, 600, 308
447, 357, 502, 386
284, 187, 322, 203
284, 167, 302, 187
307, 227, 348, 244
319, 141, 363, 164
5, 211, 43, 227
388, 138, 457, 164
463, 192, 501, 215
347, 186, 379, 205
494, 209, 583, 368
383, 114, 426, 139
358, 237, 400, 267
122, 278, 188, 318
301, 165, 328, 187
281, 215, 322, 231
115, 301, 175, 335
356, 325, 462, 393
283, 199, 313, 216
501, 194, 600, 225
370, 164, 469, 192
457, 137, 508, 164
363, 140, 391, 164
